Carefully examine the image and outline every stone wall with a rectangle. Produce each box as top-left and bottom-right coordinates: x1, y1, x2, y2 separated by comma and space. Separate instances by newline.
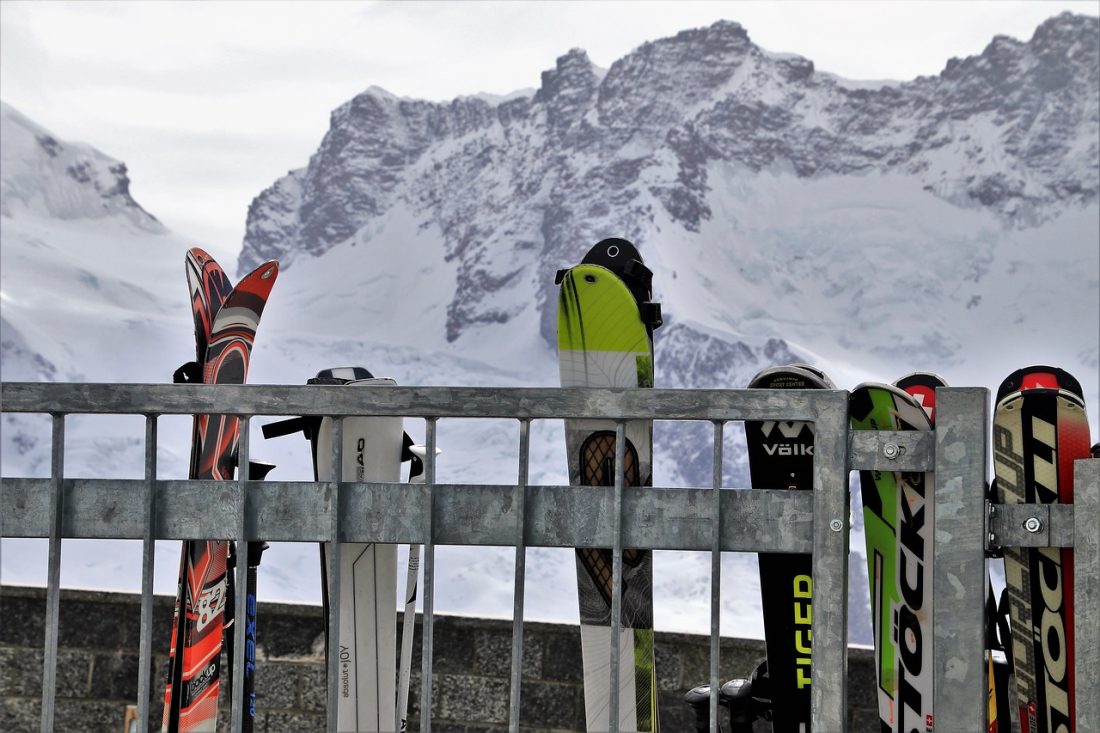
1, 586, 879, 731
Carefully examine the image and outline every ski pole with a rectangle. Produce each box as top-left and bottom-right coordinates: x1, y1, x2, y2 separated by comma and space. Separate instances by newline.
224, 459, 274, 733
397, 443, 435, 731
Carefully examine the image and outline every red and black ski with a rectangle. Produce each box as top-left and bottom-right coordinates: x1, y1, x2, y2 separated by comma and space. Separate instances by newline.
993, 366, 1091, 733
163, 248, 233, 731
162, 250, 278, 732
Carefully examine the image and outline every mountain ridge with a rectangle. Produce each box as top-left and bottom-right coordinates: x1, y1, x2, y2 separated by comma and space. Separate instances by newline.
236, 12, 1099, 375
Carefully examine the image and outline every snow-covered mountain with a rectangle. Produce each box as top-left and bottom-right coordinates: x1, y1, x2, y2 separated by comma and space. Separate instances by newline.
3, 13, 1099, 647
238, 12, 1097, 642
240, 11, 1098, 421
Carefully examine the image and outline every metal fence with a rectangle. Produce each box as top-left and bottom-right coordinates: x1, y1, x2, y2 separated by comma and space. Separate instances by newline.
0, 381, 1096, 733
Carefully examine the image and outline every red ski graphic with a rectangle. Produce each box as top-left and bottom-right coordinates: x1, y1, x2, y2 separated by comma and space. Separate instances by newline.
162, 252, 277, 733
994, 366, 1091, 733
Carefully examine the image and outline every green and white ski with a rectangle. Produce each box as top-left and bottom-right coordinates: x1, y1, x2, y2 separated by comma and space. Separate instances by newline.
557, 237, 662, 732
850, 382, 935, 732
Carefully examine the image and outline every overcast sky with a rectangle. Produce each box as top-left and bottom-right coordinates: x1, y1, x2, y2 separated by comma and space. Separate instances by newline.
2, 1, 1097, 266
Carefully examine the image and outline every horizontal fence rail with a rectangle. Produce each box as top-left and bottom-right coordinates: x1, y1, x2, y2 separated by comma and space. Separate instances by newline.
1, 382, 1097, 733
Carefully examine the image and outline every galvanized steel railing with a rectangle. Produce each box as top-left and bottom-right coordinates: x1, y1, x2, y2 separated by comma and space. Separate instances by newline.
0, 382, 1097, 733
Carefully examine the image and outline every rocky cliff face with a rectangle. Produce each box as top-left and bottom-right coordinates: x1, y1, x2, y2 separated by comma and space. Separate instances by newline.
239, 14, 1098, 351
0, 102, 163, 232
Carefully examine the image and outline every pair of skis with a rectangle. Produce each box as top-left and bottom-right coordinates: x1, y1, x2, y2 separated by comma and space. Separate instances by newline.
261, 368, 428, 732
992, 366, 1092, 733
554, 243, 822, 733
162, 249, 279, 732
852, 366, 1092, 733
556, 238, 663, 732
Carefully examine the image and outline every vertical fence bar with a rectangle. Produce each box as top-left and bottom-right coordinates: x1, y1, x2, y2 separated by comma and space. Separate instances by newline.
607, 421, 626, 733
231, 418, 251, 732
1074, 458, 1099, 730
39, 414, 65, 733
932, 388, 989, 731
507, 419, 531, 731
136, 415, 158, 731
809, 391, 849, 731
326, 417, 344, 733
709, 420, 724, 732
419, 418, 438, 733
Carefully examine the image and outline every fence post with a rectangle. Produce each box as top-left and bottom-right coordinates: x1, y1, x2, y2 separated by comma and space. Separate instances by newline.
932, 387, 990, 731
809, 391, 850, 732
1074, 458, 1099, 729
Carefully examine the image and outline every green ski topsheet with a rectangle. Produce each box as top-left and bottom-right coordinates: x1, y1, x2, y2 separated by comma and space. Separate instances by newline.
558, 263, 658, 732
850, 383, 935, 733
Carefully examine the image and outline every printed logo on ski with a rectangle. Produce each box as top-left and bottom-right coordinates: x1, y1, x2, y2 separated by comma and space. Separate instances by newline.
356, 437, 370, 481
793, 574, 812, 689
893, 469, 930, 730
993, 417, 1072, 732
196, 582, 226, 632
1028, 413, 1072, 733
246, 594, 258, 673
759, 421, 813, 456
190, 662, 218, 692
340, 645, 352, 699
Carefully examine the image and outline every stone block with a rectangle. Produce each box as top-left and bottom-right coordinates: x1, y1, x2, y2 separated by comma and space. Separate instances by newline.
540, 631, 582, 683
258, 606, 325, 660
55, 648, 94, 698
0, 592, 45, 646
89, 651, 141, 700
54, 699, 132, 731
58, 596, 139, 651
265, 709, 325, 732
297, 661, 327, 713
658, 687, 699, 732
519, 678, 583, 729
433, 672, 509, 724
429, 619, 478, 675
653, 639, 682, 690
255, 660, 302, 710
0, 697, 40, 732
472, 625, 542, 679
0, 646, 41, 697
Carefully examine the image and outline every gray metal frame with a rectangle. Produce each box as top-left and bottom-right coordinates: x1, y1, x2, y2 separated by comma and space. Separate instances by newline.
1, 382, 1097, 733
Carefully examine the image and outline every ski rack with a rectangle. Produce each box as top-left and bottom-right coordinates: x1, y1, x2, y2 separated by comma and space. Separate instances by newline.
0, 381, 1097, 733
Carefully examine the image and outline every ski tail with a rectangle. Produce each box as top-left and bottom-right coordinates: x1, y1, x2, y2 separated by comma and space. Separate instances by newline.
994, 366, 1090, 733
745, 364, 830, 733
262, 368, 423, 731
557, 239, 659, 732
167, 258, 278, 733
850, 382, 935, 733
184, 248, 234, 362
164, 249, 234, 733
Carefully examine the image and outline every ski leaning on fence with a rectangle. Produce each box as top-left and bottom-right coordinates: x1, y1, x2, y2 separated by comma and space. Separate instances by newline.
163, 249, 279, 733
993, 366, 1091, 733
745, 363, 834, 733
556, 237, 663, 732
894, 371, 1020, 733
261, 367, 426, 732
223, 460, 273, 733
849, 381, 935, 733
